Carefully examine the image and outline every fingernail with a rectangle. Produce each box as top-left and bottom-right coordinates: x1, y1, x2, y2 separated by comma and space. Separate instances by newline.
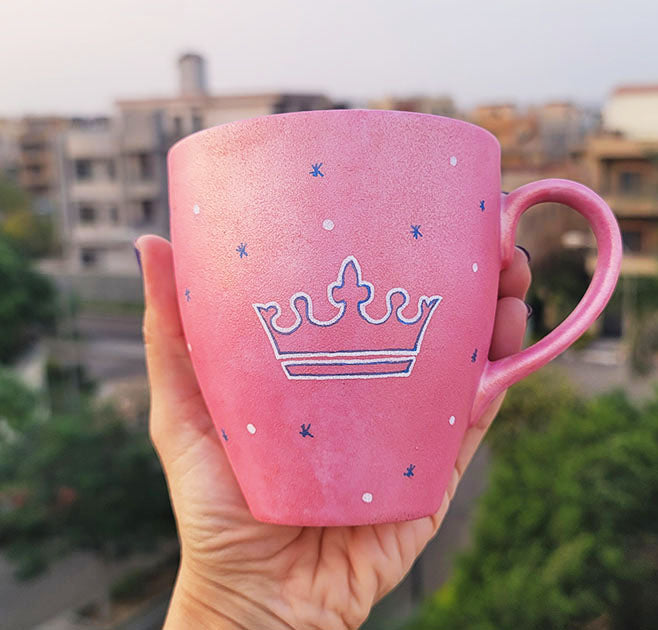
134, 242, 142, 275
516, 245, 531, 264
525, 302, 533, 319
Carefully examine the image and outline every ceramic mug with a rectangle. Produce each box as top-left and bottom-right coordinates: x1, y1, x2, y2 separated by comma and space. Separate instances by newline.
168, 110, 621, 526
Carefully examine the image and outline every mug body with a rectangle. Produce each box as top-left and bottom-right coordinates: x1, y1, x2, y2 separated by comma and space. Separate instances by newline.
169, 109, 501, 525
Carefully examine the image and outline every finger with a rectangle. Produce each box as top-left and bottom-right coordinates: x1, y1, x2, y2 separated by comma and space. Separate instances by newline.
488, 296, 528, 361
136, 235, 213, 449
450, 296, 528, 493
498, 246, 531, 300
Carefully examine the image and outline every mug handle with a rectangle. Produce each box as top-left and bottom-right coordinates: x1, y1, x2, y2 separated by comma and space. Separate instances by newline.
470, 178, 623, 424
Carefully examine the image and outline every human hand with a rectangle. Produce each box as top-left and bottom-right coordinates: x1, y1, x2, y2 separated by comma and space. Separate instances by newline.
136, 234, 531, 630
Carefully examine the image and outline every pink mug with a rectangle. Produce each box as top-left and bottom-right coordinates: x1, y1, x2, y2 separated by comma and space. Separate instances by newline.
168, 110, 622, 526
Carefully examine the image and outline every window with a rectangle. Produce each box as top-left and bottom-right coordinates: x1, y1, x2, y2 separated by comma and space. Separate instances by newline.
75, 159, 92, 180
106, 160, 116, 179
26, 164, 42, 174
79, 205, 96, 223
138, 153, 154, 180
22, 142, 45, 152
192, 114, 203, 132
141, 200, 155, 223
622, 230, 643, 253
173, 116, 183, 137
80, 248, 97, 267
109, 206, 119, 224
618, 171, 643, 195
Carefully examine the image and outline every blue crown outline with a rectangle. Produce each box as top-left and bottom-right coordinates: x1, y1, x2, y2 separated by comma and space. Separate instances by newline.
253, 256, 442, 379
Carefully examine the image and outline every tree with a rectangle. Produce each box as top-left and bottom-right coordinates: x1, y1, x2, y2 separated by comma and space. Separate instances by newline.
625, 276, 658, 376
0, 370, 176, 579
0, 177, 56, 258
409, 374, 658, 630
527, 249, 591, 340
0, 235, 56, 364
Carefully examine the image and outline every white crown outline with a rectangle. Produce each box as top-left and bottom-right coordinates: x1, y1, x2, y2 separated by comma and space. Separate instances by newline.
252, 255, 443, 361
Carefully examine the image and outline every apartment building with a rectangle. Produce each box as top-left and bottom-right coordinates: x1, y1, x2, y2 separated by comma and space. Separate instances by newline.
369, 95, 457, 118
58, 53, 333, 278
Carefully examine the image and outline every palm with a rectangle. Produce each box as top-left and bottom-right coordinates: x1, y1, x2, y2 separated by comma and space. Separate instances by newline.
138, 235, 529, 629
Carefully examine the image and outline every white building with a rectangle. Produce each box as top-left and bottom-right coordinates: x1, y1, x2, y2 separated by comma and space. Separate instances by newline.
603, 85, 658, 140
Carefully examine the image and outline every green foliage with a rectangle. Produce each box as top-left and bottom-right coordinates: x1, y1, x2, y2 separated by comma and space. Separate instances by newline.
0, 235, 56, 363
0, 177, 56, 258
409, 374, 658, 630
625, 276, 658, 376
528, 249, 590, 338
0, 367, 39, 433
0, 381, 175, 578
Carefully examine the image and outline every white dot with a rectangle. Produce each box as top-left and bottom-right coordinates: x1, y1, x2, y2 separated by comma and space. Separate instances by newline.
187, 342, 192, 352
247, 423, 256, 435
322, 218, 334, 231
449, 156, 458, 166
472, 262, 478, 272
449, 415, 456, 426
193, 204, 200, 215
362, 492, 373, 503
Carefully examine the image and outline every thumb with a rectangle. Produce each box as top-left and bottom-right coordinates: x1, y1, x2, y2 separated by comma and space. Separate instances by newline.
136, 235, 213, 456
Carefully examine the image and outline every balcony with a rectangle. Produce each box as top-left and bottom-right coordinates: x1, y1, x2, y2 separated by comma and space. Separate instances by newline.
124, 179, 162, 199
67, 129, 116, 158
72, 224, 139, 246
603, 194, 658, 217
587, 252, 658, 277
69, 180, 121, 203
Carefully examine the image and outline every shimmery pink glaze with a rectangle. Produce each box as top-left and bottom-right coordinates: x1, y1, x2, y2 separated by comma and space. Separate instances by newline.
168, 110, 622, 526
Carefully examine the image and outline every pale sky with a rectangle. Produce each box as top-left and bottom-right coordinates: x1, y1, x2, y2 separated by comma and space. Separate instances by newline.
1, 0, 656, 116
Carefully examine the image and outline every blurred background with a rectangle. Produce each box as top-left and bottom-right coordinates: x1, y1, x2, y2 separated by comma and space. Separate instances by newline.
0, 1, 657, 628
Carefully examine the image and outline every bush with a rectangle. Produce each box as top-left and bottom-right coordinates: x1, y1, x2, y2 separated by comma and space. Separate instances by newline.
409, 375, 658, 630
0, 236, 56, 364
0, 377, 175, 578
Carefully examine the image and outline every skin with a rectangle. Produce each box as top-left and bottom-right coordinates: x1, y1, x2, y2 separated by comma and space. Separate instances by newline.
136, 234, 531, 630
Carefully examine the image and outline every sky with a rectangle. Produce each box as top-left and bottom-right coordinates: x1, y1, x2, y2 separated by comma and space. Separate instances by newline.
0, 0, 656, 116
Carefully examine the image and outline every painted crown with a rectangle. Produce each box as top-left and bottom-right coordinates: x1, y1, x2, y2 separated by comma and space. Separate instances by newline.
254, 256, 442, 379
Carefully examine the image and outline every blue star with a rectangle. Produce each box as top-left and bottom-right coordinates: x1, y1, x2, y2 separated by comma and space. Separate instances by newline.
236, 243, 248, 258
299, 423, 314, 438
410, 225, 423, 239
221, 428, 228, 441
309, 162, 324, 177
480, 200, 485, 211
184, 288, 191, 302
403, 464, 415, 478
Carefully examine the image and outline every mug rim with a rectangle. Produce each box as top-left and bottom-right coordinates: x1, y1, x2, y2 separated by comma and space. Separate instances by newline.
168, 108, 500, 158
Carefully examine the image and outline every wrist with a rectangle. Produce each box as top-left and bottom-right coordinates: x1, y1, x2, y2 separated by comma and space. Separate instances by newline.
164, 562, 291, 630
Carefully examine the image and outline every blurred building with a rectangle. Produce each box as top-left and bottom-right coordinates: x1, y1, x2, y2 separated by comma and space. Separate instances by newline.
535, 101, 598, 164
0, 118, 22, 179
469, 102, 594, 172
55, 53, 333, 284
580, 85, 658, 336
369, 95, 457, 118
469, 104, 539, 170
0, 117, 72, 215
603, 85, 658, 141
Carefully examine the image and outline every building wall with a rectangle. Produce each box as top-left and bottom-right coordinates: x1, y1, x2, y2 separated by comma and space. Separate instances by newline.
603, 88, 658, 140
585, 134, 658, 278
17, 117, 70, 214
